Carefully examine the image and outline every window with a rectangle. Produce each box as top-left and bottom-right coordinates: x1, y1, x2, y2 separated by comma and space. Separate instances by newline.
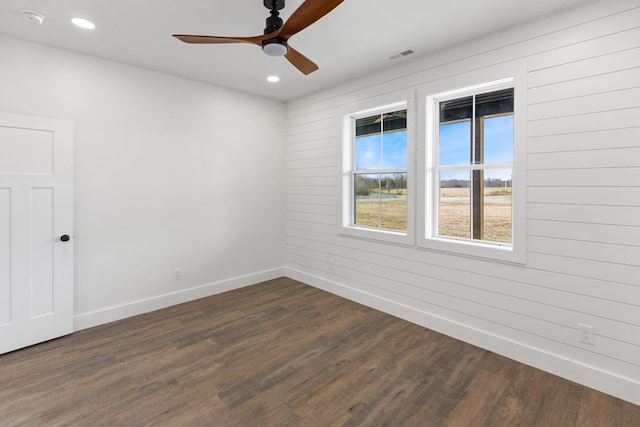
419, 70, 526, 263
339, 65, 524, 261
341, 98, 414, 244
436, 86, 514, 244
353, 109, 407, 231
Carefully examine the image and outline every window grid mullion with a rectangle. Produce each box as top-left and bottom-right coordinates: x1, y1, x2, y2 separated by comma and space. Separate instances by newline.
471, 94, 476, 240
354, 168, 407, 174
437, 163, 513, 171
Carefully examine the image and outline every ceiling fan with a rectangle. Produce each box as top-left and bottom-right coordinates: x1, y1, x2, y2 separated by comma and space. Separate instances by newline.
173, 0, 344, 75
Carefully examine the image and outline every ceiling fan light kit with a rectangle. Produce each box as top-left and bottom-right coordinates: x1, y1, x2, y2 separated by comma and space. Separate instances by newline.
173, 0, 344, 75
262, 38, 288, 56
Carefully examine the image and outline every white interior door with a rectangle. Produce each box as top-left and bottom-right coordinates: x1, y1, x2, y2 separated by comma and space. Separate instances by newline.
0, 112, 73, 354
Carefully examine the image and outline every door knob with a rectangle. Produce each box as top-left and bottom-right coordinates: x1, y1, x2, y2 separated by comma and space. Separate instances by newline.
60, 234, 70, 242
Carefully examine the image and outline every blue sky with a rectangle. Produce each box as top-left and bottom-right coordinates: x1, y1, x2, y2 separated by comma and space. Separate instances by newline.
439, 115, 513, 165
355, 115, 513, 181
439, 115, 513, 181
355, 130, 407, 170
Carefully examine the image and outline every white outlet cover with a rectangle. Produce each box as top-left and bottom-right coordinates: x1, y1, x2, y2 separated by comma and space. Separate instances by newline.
578, 323, 595, 345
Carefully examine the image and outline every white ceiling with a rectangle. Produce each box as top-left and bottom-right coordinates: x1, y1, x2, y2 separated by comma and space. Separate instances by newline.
0, 0, 595, 101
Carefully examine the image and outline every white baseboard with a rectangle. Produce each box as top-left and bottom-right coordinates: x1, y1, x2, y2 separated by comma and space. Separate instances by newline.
74, 268, 284, 331
284, 267, 640, 406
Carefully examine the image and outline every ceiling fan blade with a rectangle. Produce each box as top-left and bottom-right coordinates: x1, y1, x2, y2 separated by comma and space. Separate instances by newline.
285, 46, 319, 75
173, 34, 268, 46
279, 0, 343, 39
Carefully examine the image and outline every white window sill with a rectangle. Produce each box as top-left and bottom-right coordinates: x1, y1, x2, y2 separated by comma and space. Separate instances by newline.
418, 236, 526, 264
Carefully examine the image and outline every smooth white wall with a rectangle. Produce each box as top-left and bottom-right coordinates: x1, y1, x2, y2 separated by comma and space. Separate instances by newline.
0, 35, 286, 327
284, 0, 640, 404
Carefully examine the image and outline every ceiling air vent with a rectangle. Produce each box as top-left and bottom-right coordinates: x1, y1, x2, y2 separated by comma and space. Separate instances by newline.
389, 49, 415, 60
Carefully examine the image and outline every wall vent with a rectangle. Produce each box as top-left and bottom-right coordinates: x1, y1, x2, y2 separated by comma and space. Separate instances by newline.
389, 49, 415, 60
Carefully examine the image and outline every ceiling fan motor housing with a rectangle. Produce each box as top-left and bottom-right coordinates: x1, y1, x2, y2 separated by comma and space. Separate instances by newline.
264, 12, 283, 34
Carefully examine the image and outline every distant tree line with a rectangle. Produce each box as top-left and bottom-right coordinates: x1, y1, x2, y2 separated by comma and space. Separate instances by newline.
355, 174, 407, 196
441, 178, 511, 188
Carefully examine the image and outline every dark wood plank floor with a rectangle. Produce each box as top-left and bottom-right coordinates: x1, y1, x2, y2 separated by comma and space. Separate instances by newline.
1, 277, 638, 426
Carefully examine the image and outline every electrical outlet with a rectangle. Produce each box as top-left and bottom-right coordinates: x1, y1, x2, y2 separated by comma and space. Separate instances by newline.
172, 268, 181, 281
578, 323, 595, 345
328, 258, 335, 271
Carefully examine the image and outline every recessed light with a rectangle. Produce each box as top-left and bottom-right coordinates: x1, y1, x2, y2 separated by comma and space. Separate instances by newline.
267, 75, 280, 83
71, 17, 95, 30
22, 10, 45, 24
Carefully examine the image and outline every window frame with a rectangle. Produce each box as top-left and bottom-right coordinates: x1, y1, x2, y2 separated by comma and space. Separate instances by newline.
340, 91, 415, 245
417, 62, 527, 263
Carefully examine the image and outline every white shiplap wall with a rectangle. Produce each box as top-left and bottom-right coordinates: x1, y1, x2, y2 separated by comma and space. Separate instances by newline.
283, 0, 640, 405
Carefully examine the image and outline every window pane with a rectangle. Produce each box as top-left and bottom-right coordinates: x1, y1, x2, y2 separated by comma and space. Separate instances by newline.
382, 130, 407, 169
475, 89, 514, 117
382, 110, 407, 133
484, 115, 514, 164
379, 173, 407, 231
354, 173, 407, 231
438, 171, 471, 239
356, 109, 407, 171
355, 114, 381, 137
483, 169, 512, 243
440, 96, 472, 122
355, 134, 381, 170
354, 174, 380, 228
439, 121, 471, 166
